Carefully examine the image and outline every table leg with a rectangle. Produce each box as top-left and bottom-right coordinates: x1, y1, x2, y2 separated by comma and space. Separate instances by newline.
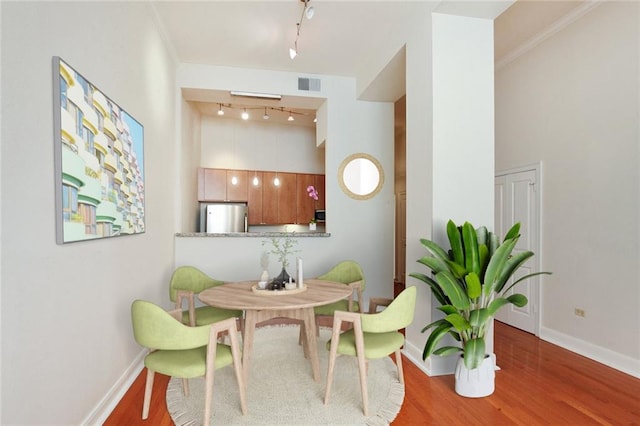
242, 310, 257, 383
302, 307, 321, 382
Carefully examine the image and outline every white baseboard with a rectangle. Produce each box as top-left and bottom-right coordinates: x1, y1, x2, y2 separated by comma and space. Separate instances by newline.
81, 350, 146, 425
539, 326, 640, 379
403, 339, 458, 376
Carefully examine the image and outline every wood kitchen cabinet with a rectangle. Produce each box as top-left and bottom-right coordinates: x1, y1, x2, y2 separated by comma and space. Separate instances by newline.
199, 168, 324, 225
197, 168, 248, 201
247, 171, 263, 224
263, 171, 297, 224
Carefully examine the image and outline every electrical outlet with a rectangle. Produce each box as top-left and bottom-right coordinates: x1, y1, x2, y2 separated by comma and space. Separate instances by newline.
574, 308, 586, 318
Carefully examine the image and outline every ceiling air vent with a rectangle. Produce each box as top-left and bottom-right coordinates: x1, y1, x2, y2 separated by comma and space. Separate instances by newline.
298, 77, 321, 92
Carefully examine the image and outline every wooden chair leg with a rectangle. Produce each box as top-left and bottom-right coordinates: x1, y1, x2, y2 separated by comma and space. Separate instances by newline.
229, 326, 248, 415
182, 378, 189, 396
353, 321, 368, 416
395, 348, 405, 384
324, 324, 341, 405
204, 343, 217, 425
142, 369, 155, 420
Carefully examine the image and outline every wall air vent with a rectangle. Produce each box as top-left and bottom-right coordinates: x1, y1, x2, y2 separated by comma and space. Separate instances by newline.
298, 78, 321, 92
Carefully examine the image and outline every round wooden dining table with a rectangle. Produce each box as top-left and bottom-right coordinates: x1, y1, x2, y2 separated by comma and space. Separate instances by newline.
199, 279, 352, 383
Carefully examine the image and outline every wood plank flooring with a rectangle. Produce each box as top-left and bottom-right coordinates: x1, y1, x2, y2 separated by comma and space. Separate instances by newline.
105, 321, 640, 425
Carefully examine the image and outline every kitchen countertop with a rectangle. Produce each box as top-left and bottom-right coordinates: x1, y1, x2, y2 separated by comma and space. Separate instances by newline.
176, 232, 330, 237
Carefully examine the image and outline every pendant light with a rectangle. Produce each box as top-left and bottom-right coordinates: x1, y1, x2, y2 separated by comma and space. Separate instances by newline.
253, 171, 259, 186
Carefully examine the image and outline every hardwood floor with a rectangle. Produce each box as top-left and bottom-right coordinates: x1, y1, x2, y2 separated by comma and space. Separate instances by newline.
105, 321, 640, 425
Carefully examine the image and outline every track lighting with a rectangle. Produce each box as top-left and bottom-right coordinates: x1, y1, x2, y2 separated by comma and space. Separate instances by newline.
241, 109, 249, 120
289, 0, 314, 59
288, 112, 295, 122
217, 104, 224, 116
263, 108, 269, 120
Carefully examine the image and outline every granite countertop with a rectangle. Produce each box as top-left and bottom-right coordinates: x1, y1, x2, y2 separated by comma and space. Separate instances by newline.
176, 232, 331, 237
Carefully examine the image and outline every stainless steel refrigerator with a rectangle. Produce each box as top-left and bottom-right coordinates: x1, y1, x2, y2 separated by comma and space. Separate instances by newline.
199, 202, 248, 233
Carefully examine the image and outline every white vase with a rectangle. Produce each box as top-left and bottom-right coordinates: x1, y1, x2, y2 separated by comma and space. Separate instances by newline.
309, 223, 316, 231
260, 269, 269, 282
454, 355, 495, 398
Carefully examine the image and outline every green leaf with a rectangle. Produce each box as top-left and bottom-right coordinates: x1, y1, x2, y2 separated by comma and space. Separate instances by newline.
445, 259, 468, 279
478, 244, 489, 278
444, 312, 471, 331
476, 226, 488, 246
488, 233, 499, 257
494, 250, 534, 293
447, 220, 464, 266
422, 321, 453, 360
462, 222, 480, 275
468, 308, 490, 328
409, 272, 448, 305
487, 294, 528, 316
433, 346, 463, 356
463, 338, 486, 369
503, 222, 521, 242
502, 271, 552, 295
437, 305, 458, 315
420, 318, 449, 333
419, 238, 450, 263
483, 237, 518, 298
465, 272, 482, 299
417, 256, 449, 275
435, 271, 470, 310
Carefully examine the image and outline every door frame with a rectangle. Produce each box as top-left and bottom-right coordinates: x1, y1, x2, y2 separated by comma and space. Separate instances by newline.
495, 162, 543, 336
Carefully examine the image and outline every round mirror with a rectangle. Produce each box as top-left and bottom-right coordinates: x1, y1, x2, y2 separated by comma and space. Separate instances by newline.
338, 153, 384, 200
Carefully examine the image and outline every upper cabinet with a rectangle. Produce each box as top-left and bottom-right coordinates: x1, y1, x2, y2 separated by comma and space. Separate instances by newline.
198, 168, 324, 226
198, 168, 248, 202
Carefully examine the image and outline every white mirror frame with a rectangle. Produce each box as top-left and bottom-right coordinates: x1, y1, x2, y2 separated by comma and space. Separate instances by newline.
338, 153, 384, 200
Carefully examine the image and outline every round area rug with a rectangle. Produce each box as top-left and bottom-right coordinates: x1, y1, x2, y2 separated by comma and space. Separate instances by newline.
166, 325, 404, 425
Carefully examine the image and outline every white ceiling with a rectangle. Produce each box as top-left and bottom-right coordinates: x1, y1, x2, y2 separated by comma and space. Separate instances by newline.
152, 0, 587, 126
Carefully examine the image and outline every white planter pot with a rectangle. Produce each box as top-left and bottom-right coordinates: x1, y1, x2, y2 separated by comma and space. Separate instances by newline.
454, 355, 495, 398
309, 223, 316, 231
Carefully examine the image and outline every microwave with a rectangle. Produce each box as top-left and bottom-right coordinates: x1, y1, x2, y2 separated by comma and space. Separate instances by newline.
314, 209, 326, 223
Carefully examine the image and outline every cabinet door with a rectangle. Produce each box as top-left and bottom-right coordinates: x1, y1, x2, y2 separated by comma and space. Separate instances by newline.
226, 170, 248, 201
314, 174, 325, 210
248, 172, 263, 224
297, 173, 316, 224
198, 168, 226, 201
277, 172, 297, 224
262, 172, 279, 224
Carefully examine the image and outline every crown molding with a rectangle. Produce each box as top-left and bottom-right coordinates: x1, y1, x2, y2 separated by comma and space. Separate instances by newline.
495, 0, 606, 71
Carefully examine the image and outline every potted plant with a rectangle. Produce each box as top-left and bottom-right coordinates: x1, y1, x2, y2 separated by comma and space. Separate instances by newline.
409, 219, 550, 397
262, 231, 300, 288
309, 217, 317, 231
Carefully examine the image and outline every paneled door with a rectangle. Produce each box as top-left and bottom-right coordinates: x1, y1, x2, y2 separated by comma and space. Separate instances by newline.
495, 165, 541, 335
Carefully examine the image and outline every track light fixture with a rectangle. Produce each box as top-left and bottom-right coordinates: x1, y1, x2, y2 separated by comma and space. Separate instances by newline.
263, 107, 270, 120
241, 108, 249, 120
289, 0, 314, 59
217, 104, 224, 116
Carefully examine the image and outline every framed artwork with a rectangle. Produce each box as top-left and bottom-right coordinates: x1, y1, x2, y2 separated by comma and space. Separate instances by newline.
52, 57, 145, 244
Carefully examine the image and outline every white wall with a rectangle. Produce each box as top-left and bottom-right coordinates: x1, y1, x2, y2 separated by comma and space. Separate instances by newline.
200, 116, 323, 174
178, 99, 203, 232
496, 1, 640, 376
0, 2, 178, 423
175, 64, 395, 307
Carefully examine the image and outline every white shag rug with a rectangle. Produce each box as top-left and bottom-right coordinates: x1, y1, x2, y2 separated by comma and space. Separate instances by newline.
166, 325, 404, 425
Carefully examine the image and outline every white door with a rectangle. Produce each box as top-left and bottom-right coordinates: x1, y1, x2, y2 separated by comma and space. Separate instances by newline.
494, 166, 541, 335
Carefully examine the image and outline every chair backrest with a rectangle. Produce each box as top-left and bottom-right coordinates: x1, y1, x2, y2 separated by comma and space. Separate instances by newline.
131, 300, 211, 350
360, 286, 417, 333
169, 266, 225, 302
317, 260, 365, 291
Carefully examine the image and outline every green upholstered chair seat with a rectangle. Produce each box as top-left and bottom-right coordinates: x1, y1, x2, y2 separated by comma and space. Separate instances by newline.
182, 306, 242, 327
314, 300, 360, 316
326, 329, 405, 359
145, 343, 233, 378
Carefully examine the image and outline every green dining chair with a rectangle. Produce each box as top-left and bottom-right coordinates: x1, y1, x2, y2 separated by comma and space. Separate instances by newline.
298, 260, 365, 346
324, 286, 417, 416
131, 300, 247, 423
169, 265, 243, 328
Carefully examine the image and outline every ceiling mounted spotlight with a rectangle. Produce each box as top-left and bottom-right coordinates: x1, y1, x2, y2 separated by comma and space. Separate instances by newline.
289, 0, 314, 59
263, 107, 270, 120
217, 104, 224, 116
288, 112, 295, 122
241, 109, 249, 120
